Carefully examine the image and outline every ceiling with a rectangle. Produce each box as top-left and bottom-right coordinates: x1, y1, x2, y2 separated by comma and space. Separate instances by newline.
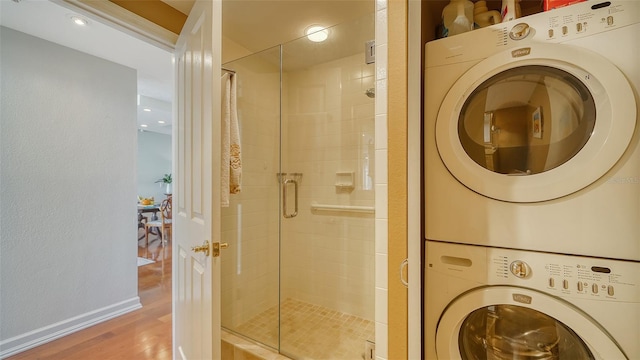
0, 0, 175, 134
0, 0, 373, 135
220, 0, 373, 54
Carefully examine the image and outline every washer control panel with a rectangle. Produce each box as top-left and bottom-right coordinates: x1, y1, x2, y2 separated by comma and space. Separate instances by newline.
488, 248, 639, 302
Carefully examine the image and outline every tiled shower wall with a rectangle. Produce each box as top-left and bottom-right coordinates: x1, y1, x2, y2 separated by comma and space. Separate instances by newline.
280, 53, 376, 320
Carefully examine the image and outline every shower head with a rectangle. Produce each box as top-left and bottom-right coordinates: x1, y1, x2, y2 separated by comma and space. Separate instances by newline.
365, 88, 375, 98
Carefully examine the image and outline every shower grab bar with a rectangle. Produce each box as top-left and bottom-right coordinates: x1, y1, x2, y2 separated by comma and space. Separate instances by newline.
310, 203, 375, 214
283, 179, 298, 218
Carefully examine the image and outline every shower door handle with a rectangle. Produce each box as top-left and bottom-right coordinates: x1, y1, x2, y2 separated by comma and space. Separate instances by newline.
283, 179, 298, 219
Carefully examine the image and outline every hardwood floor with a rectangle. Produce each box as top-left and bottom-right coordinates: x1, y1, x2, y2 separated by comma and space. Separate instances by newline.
8, 236, 172, 360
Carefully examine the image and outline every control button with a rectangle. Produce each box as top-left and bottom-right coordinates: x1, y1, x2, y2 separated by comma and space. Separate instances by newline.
607, 16, 614, 26
549, 278, 555, 287
510, 260, 531, 278
563, 279, 569, 289
548, 29, 554, 38
576, 23, 583, 32
578, 282, 584, 292
562, 26, 568, 35
608, 285, 615, 296
592, 284, 598, 294
509, 23, 531, 41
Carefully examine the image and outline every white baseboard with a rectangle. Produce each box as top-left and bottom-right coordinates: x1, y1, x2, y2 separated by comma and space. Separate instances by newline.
0, 297, 142, 359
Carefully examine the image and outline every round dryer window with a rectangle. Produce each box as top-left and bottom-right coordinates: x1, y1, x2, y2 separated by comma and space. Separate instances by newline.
458, 66, 596, 176
435, 44, 637, 202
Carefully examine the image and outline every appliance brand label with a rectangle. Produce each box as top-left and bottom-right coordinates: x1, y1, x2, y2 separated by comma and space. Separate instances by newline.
511, 48, 531, 58
512, 293, 532, 304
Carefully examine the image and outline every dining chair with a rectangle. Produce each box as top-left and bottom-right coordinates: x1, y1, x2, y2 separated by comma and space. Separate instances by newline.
144, 197, 172, 247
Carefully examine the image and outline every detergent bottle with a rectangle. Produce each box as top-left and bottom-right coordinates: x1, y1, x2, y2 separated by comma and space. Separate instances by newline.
501, 0, 522, 23
474, 0, 502, 28
442, 0, 474, 37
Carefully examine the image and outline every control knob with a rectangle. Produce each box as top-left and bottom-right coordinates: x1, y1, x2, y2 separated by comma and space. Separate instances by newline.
510, 260, 531, 278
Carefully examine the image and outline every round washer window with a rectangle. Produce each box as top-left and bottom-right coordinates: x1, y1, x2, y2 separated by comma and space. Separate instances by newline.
459, 305, 594, 359
458, 65, 596, 175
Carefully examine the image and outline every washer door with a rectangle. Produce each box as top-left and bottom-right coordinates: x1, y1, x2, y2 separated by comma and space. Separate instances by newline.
436, 287, 626, 360
436, 44, 636, 202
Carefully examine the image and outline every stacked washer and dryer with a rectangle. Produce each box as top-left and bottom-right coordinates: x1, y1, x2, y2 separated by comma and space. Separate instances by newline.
424, 1, 639, 359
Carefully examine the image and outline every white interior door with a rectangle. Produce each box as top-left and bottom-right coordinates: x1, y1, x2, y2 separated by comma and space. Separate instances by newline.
173, 0, 222, 359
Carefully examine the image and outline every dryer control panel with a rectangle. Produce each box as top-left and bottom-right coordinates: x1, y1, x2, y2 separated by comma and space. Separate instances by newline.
487, 247, 638, 302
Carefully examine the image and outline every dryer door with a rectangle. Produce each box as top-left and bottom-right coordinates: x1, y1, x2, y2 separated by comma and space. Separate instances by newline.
435, 287, 626, 360
435, 44, 636, 202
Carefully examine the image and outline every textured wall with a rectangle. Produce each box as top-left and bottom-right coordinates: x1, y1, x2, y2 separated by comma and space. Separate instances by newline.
0, 27, 138, 346
137, 131, 172, 202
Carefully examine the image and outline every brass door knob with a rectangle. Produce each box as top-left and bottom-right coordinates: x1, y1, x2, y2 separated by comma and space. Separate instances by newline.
192, 240, 210, 257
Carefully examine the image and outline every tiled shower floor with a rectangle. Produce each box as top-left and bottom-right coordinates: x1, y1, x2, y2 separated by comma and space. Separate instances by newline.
234, 298, 375, 360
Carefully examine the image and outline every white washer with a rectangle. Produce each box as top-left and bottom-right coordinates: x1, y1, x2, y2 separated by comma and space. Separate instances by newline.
425, 240, 640, 359
424, 1, 640, 260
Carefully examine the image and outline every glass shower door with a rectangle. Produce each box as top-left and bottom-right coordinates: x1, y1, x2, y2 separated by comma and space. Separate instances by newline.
220, 45, 282, 349
279, 14, 376, 360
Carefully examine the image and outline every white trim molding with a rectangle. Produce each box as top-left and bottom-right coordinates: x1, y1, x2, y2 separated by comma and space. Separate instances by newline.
0, 297, 142, 358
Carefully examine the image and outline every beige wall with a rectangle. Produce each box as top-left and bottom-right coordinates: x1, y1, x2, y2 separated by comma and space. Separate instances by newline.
222, 35, 252, 64
387, 0, 408, 359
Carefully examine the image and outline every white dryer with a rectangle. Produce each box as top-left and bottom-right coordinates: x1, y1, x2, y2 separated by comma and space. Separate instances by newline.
424, 1, 640, 260
424, 240, 640, 359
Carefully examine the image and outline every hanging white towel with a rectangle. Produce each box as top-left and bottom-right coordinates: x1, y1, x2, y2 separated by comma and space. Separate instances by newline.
221, 72, 242, 207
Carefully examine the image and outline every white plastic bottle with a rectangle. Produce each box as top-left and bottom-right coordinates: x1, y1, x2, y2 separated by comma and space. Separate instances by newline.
442, 0, 474, 37
501, 0, 522, 23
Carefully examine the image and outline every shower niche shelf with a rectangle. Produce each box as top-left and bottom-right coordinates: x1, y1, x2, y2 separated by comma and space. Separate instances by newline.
335, 171, 355, 191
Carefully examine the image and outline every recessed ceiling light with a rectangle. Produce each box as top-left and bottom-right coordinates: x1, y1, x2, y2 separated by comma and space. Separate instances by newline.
306, 25, 328, 42
143, 108, 151, 112
158, 120, 166, 124
70, 15, 88, 26
141, 124, 148, 128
